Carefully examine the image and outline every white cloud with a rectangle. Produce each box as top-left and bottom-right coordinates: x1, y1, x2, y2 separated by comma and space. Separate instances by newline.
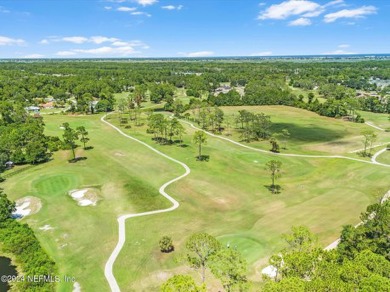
323, 49, 356, 55
90, 36, 118, 44
134, 0, 158, 6
117, 6, 137, 12
323, 0, 345, 8
56, 51, 77, 56
162, 5, 183, 10
0, 6, 10, 13
23, 54, 44, 58
258, 0, 322, 20
179, 51, 214, 57
112, 41, 129, 46
45, 36, 121, 45
259, 2, 267, 6
54, 38, 149, 57
250, 51, 273, 56
71, 46, 139, 56
131, 11, 151, 17
289, 17, 312, 26
324, 5, 377, 23
104, 6, 112, 10
0, 36, 25, 46
338, 44, 349, 48
62, 36, 89, 44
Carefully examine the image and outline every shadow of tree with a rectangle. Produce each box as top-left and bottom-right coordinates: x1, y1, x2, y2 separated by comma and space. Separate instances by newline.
264, 184, 282, 194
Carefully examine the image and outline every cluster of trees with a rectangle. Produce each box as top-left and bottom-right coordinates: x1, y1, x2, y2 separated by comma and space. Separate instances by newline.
61, 123, 90, 161
192, 106, 225, 133
0, 189, 56, 291
0, 102, 54, 170
147, 114, 186, 144
264, 200, 390, 291
161, 232, 248, 292
235, 110, 272, 142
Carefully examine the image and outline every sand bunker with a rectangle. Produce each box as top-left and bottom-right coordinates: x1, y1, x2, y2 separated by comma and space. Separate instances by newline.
69, 188, 99, 206
261, 265, 277, 279
12, 196, 42, 218
73, 282, 81, 292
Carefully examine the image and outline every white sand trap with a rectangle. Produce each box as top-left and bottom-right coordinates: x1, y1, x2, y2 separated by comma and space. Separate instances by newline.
69, 188, 98, 206
39, 224, 54, 231
78, 199, 94, 206
70, 189, 88, 199
261, 265, 277, 279
12, 196, 42, 218
73, 282, 81, 292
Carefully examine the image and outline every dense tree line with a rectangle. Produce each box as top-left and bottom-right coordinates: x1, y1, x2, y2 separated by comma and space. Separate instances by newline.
1, 60, 389, 118
0, 189, 56, 291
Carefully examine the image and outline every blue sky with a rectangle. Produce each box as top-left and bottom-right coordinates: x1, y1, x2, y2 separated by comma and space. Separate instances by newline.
0, 0, 388, 58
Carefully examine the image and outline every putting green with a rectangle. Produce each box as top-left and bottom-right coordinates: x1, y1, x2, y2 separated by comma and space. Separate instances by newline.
218, 235, 265, 264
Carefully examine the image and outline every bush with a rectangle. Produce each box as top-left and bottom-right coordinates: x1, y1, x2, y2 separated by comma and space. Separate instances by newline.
159, 236, 174, 253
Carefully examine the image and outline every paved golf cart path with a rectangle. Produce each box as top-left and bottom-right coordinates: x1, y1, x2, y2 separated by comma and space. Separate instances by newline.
102, 114, 389, 291
101, 114, 190, 292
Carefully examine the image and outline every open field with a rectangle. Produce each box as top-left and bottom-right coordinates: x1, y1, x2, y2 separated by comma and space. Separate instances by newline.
2, 106, 390, 291
217, 106, 390, 155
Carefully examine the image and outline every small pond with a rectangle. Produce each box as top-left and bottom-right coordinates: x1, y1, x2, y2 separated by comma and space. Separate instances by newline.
0, 256, 17, 291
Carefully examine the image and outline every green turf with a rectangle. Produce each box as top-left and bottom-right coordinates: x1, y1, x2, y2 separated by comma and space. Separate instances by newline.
376, 149, 390, 164
2, 107, 390, 291
2, 113, 182, 291
217, 106, 390, 155
107, 110, 390, 290
358, 110, 390, 130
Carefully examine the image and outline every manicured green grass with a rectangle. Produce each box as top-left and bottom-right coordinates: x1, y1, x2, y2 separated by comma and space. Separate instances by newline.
376, 149, 390, 164
218, 106, 390, 155
358, 110, 390, 130
2, 107, 389, 291
2, 113, 182, 292
108, 111, 389, 290
288, 86, 327, 104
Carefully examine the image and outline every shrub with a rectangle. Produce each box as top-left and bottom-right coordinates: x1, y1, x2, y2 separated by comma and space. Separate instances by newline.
159, 236, 174, 253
